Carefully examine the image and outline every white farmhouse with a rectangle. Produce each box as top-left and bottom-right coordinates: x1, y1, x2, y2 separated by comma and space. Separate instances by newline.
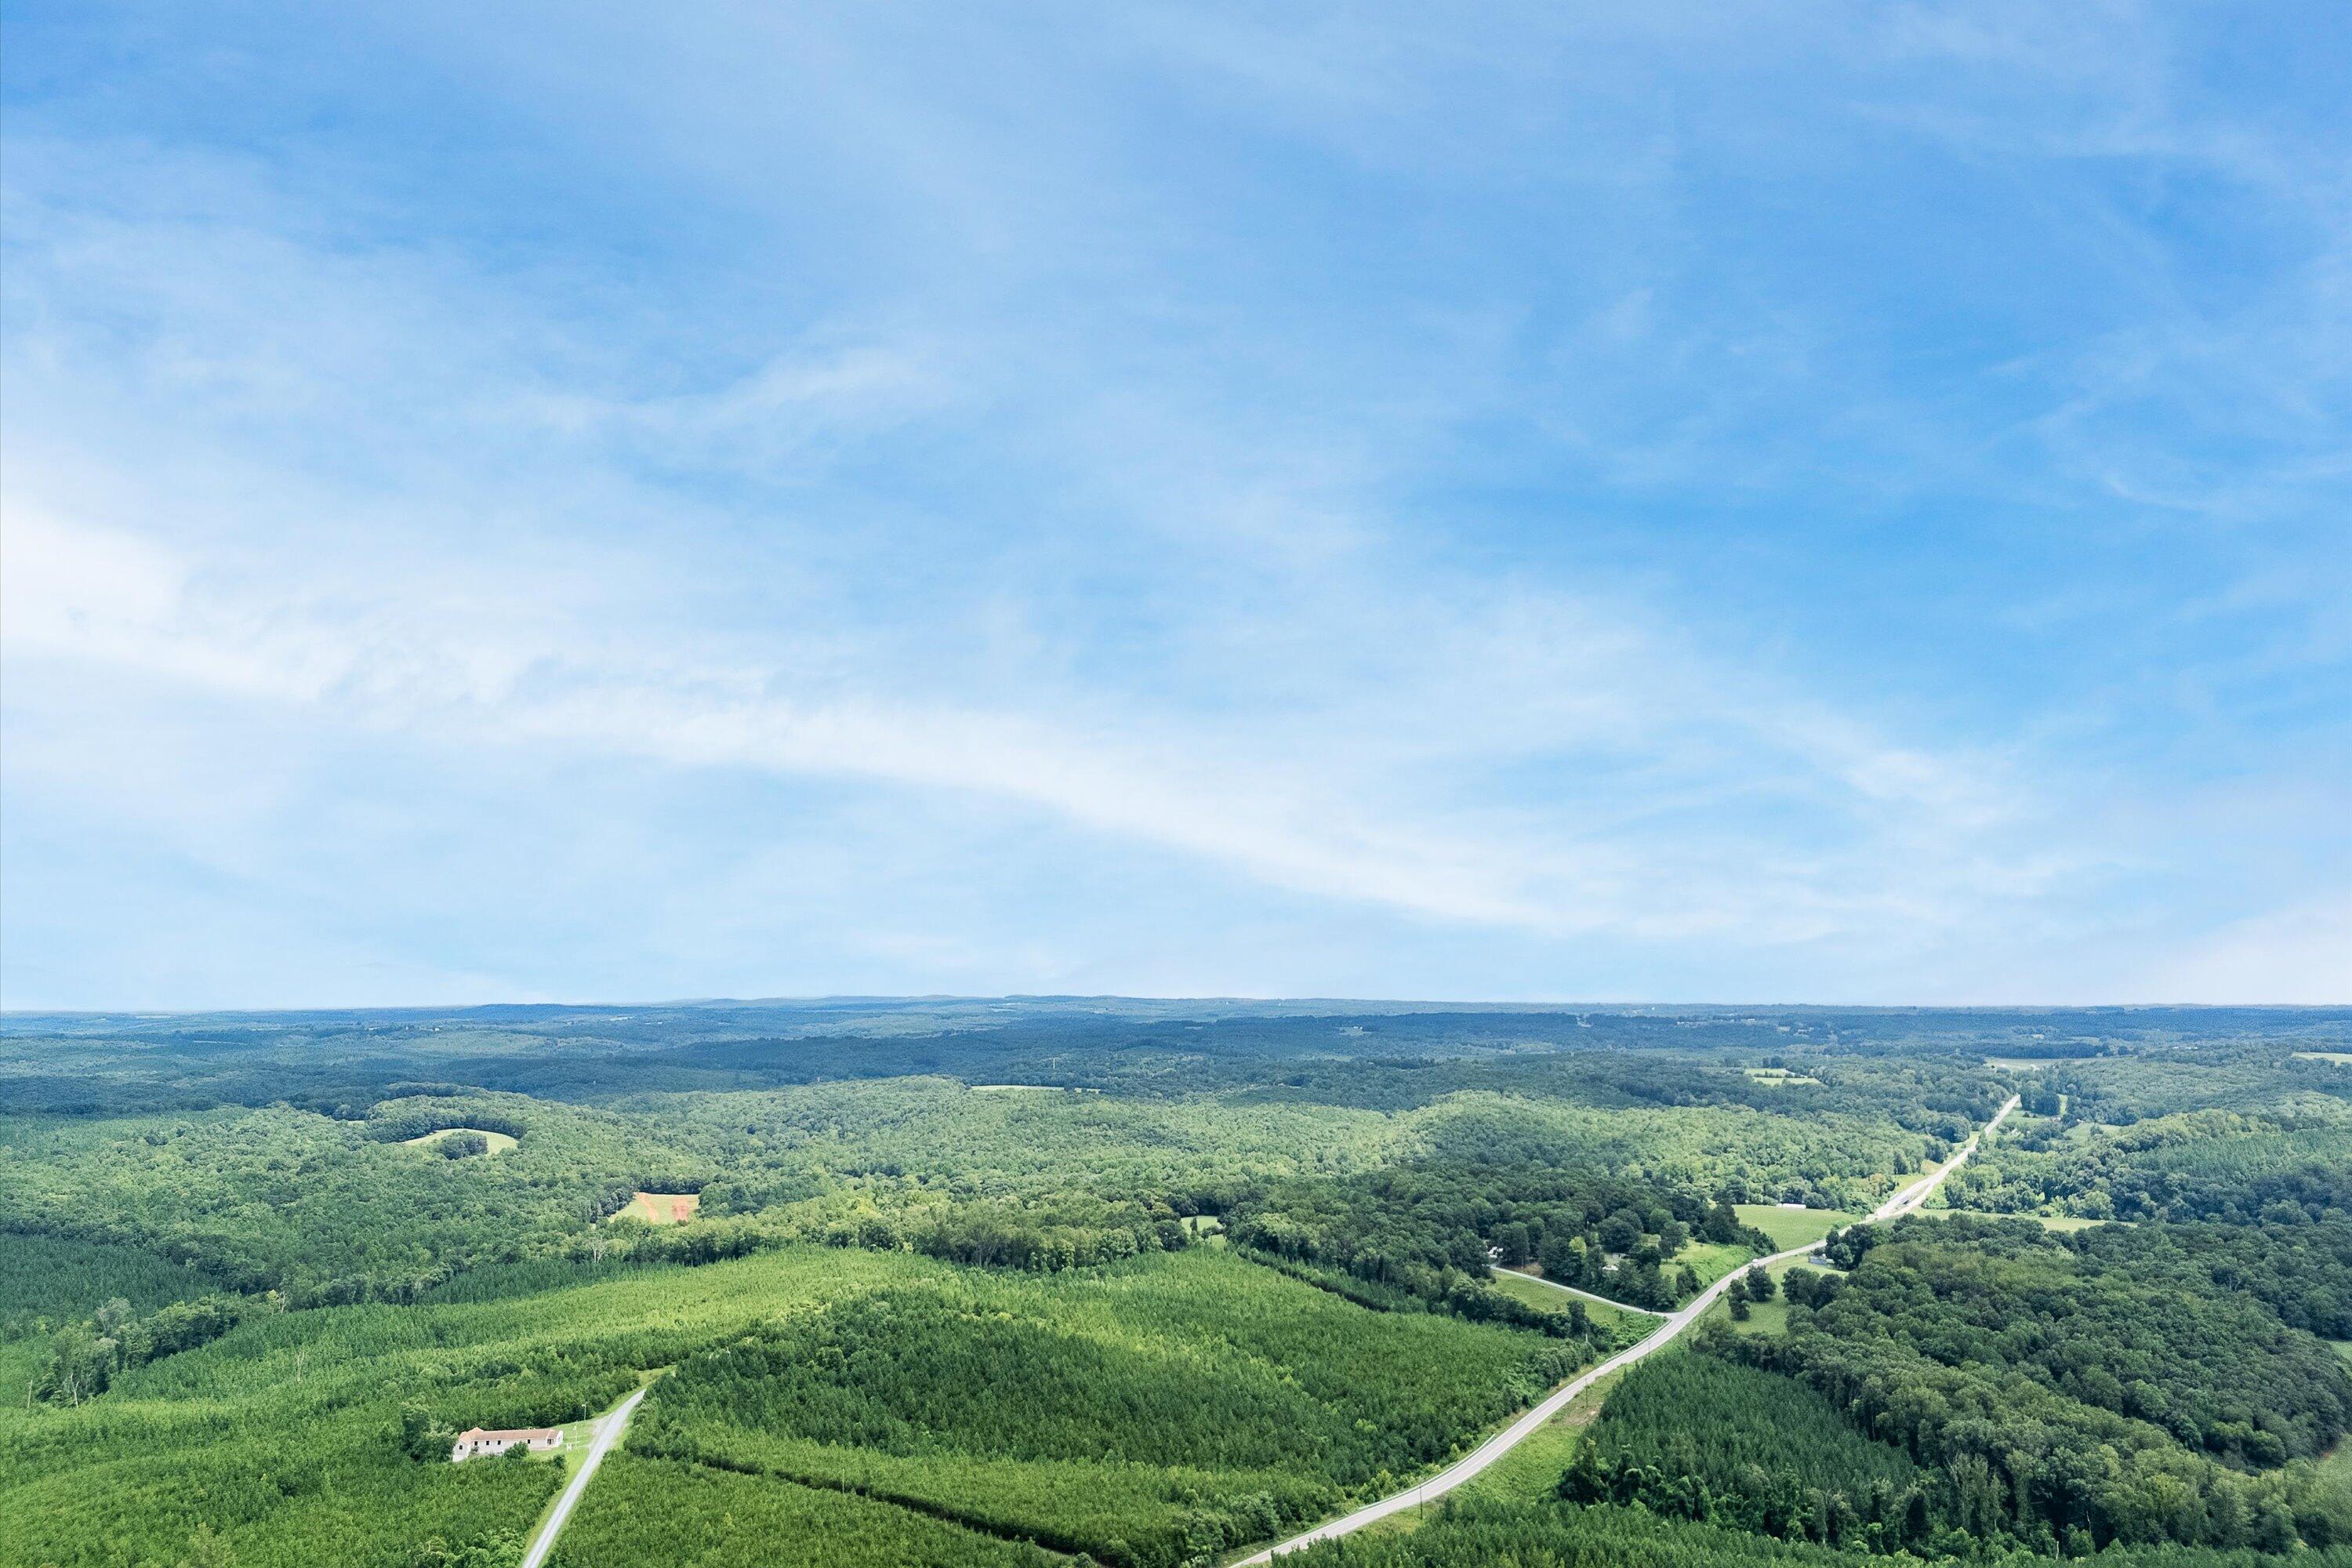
451, 1425, 563, 1461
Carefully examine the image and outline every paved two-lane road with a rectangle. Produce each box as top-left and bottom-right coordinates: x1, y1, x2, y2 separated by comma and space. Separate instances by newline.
519, 1385, 648, 1568
1240, 1094, 2019, 1563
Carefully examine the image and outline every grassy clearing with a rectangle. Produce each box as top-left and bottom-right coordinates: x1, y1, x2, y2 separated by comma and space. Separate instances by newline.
2293, 1051, 2352, 1065
401, 1127, 519, 1156
967, 1083, 1102, 1093
1743, 1066, 1822, 1086
1733, 1203, 1853, 1251
1671, 1239, 1755, 1289
613, 1192, 699, 1225
1487, 1268, 1648, 1333
1702, 1256, 1810, 1338
1456, 1368, 1624, 1506
1922, 1208, 2110, 1232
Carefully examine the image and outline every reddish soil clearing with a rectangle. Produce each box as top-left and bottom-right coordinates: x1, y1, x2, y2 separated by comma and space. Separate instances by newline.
623, 1192, 699, 1225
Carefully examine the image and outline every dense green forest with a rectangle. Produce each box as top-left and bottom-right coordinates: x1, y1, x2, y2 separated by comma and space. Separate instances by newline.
1734, 1216, 2351, 1551
2, 1001, 2348, 1566
1562, 1355, 1939, 1548
1226, 1161, 1773, 1312
619, 1252, 1584, 1566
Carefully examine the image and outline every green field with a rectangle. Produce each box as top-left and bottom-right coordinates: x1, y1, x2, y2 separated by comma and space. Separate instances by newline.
401, 1126, 520, 1155
1487, 1267, 1651, 1333
1455, 1368, 1624, 1506
1732, 1203, 1853, 1250
1922, 1207, 2110, 1232
1671, 1238, 1757, 1289
615, 1191, 701, 1225
1743, 1066, 1823, 1086
1704, 1256, 1812, 1338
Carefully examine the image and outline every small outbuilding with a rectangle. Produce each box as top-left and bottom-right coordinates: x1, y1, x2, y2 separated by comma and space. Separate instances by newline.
451, 1425, 562, 1461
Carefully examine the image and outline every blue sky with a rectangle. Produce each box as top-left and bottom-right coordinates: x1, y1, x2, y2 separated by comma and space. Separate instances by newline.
2, 2, 2346, 1007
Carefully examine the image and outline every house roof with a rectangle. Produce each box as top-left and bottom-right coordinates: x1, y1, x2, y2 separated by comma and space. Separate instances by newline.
456, 1426, 561, 1442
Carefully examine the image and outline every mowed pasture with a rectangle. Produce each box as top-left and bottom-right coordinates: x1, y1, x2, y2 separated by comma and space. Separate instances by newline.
1487, 1267, 1650, 1334
1671, 1239, 1757, 1288
1733, 1203, 1853, 1251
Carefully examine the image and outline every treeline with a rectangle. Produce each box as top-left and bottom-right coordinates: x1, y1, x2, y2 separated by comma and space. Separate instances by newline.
903, 1192, 1199, 1273
1726, 1217, 2352, 1552
1285, 1495, 2352, 1568
31, 1291, 260, 1404
1232, 1047, 1998, 1141
1950, 1111, 2352, 1224
1225, 1160, 1769, 1315
0, 1231, 219, 1341
1242, 1245, 1620, 1344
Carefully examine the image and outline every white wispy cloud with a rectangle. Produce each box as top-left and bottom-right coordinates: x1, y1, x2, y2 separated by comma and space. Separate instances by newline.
3, 2, 2341, 1005
2, 491, 2021, 946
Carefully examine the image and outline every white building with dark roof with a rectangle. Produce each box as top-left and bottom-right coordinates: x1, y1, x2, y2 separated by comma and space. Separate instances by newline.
451, 1425, 562, 1461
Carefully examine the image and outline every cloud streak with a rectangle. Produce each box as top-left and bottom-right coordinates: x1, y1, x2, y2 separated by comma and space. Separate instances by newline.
2, 1, 2343, 1005
2, 496, 2033, 948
